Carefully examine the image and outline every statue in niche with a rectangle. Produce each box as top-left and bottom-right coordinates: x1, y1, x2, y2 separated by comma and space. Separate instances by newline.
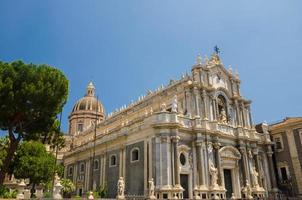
217, 95, 228, 124
117, 177, 125, 199
252, 167, 259, 187
209, 160, 218, 188
160, 103, 166, 112
220, 107, 227, 124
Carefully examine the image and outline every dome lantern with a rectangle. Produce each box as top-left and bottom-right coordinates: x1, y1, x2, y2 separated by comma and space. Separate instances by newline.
68, 82, 105, 136
86, 82, 95, 97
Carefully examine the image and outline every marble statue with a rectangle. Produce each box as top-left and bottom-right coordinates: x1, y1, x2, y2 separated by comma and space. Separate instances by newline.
53, 173, 63, 199
88, 191, 94, 200
209, 160, 218, 188
220, 108, 227, 124
171, 95, 178, 112
161, 103, 167, 112
117, 177, 125, 199
148, 178, 156, 199
252, 167, 259, 187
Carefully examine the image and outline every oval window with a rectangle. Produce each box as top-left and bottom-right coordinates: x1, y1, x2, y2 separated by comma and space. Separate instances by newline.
180, 153, 186, 166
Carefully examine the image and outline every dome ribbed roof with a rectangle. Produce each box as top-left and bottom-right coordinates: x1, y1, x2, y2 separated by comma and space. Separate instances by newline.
71, 82, 104, 114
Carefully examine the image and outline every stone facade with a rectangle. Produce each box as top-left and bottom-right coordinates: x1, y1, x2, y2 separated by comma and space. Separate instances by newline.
268, 117, 302, 197
63, 53, 276, 199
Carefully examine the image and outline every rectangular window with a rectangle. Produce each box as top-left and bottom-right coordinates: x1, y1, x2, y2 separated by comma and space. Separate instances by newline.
274, 136, 283, 151
280, 167, 288, 181
77, 123, 83, 133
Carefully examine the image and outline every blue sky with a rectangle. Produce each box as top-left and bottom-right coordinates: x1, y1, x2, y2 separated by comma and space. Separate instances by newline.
0, 0, 301, 134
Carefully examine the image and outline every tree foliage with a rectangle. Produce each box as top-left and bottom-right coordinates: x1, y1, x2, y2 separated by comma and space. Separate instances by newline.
13, 141, 55, 185
0, 60, 68, 184
0, 137, 9, 168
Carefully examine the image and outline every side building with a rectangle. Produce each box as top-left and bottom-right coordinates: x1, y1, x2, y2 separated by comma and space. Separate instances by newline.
269, 117, 302, 197
63, 53, 277, 199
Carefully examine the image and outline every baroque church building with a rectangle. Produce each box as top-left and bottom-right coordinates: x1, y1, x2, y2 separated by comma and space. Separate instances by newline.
63, 53, 277, 199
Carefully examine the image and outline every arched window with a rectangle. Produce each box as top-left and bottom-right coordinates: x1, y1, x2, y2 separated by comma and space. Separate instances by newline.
217, 95, 228, 123
131, 148, 139, 162
68, 166, 73, 176
80, 163, 85, 173
110, 155, 117, 167
94, 160, 99, 170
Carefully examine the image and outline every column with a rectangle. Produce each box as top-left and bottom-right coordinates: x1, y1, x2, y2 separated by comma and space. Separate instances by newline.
213, 98, 218, 121
185, 89, 192, 117
161, 135, 171, 186
193, 87, 201, 117
246, 147, 255, 187
202, 90, 208, 120
196, 141, 205, 186
241, 103, 246, 128
248, 105, 253, 128
266, 145, 278, 190
172, 136, 181, 187
85, 160, 90, 191
213, 142, 222, 185
234, 100, 242, 126
73, 164, 77, 184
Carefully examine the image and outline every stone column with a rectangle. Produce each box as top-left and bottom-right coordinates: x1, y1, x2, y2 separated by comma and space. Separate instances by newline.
247, 148, 254, 185
248, 106, 253, 128
196, 141, 205, 186
213, 98, 218, 121
241, 105, 245, 128
213, 142, 222, 186
202, 90, 208, 120
234, 100, 242, 126
172, 136, 181, 188
266, 145, 278, 190
193, 87, 201, 117
161, 135, 171, 186
185, 89, 192, 117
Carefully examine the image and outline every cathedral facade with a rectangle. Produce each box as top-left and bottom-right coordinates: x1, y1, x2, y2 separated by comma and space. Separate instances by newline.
63, 53, 277, 199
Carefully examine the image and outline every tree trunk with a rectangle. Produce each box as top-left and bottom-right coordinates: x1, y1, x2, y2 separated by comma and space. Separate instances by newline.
30, 183, 36, 198
0, 129, 20, 185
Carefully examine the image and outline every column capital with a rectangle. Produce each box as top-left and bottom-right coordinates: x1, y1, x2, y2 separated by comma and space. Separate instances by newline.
160, 136, 170, 143
195, 141, 202, 146
171, 136, 180, 143
213, 142, 221, 150
238, 146, 246, 154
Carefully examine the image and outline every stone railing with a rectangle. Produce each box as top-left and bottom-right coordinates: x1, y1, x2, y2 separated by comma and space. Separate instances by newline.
153, 112, 193, 128
217, 123, 235, 136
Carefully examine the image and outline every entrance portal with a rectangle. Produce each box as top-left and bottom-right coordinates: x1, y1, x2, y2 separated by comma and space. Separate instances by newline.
180, 174, 189, 199
223, 169, 233, 198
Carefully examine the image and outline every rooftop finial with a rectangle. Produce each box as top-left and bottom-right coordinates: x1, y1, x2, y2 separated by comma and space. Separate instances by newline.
235, 69, 239, 79
196, 54, 202, 65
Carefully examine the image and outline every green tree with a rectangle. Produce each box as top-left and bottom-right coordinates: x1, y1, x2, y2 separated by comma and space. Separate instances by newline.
0, 60, 68, 184
13, 141, 56, 197
0, 137, 9, 168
